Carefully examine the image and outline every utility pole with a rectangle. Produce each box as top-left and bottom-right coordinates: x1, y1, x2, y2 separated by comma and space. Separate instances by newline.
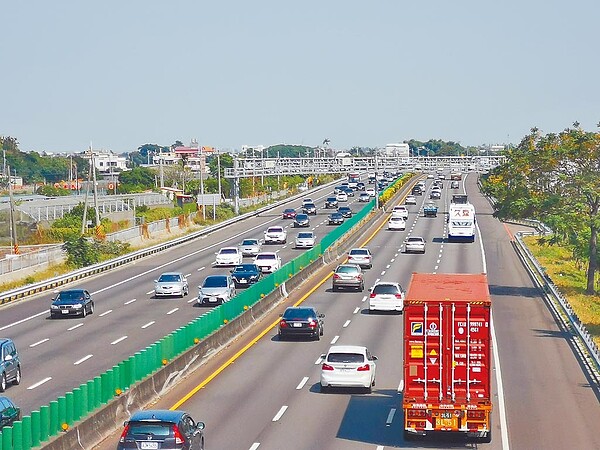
7, 165, 19, 254
199, 149, 205, 220
217, 149, 222, 200
91, 149, 101, 229
81, 149, 93, 234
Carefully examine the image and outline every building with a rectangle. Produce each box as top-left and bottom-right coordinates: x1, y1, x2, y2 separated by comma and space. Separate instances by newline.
87, 150, 128, 173
384, 143, 410, 157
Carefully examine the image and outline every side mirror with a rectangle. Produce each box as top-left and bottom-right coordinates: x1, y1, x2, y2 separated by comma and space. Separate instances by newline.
372, 356, 378, 361
319, 314, 325, 318
197, 421, 205, 431
153, 280, 158, 283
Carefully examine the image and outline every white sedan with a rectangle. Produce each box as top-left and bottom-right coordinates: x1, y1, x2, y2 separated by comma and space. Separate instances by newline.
295, 231, 316, 249
215, 247, 243, 266
404, 236, 426, 254
388, 216, 406, 231
405, 195, 417, 205
254, 252, 282, 273
336, 192, 348, 202
320, 345, 377, 393
391, 206, 409, 220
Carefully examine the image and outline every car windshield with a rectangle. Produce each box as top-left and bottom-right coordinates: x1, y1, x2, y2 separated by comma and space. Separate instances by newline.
56, 291, 85, 300
339, 208, 350, 212
336, 266, 359, 274
256, 254, 276, 260
373, 284, 401, 295
241, 240, 258, 246
233, 265, 257, 272
296, 214, 308, 220
127, 423, 172, 437
297, 233, 313, 239
220, 248, 237, 254
158, 274, 181, 282
327, 198, 336, 201
282, 308, 316, 320
284, 209, 295, 213
327, 353, 365, 363
203, 277, 227, 288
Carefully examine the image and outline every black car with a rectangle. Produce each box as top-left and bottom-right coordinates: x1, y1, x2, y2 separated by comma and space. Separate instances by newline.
356, 182, 365, 191
230, 264, 261, 288
118, 410, 205, 450
293, 213, 310, 227
411, 185, 423, 195
0, 339, 21, 392
302, 203, 317, 215
342, 187, 355, 197
338, 206, 353, 218
278, 306, 325, 341
0, 397, 20, 430
50, 289, 94, 318
324, 197, 338, 209
328, 212, 345, 225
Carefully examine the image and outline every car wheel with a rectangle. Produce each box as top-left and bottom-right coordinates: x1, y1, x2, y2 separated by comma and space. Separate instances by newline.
82, 306, 87, 318
13, 366, 21, 386
332, 285, 338, 292
365, 385, 372, 394
359, 283, 364, 292
0, 372, 6, 392
320, 326, 324, 336
89, 302, 94, 314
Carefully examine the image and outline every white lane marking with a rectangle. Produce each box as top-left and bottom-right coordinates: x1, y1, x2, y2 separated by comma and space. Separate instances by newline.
111, 336, 128, 345
492, 312, 511, 449
375, 278, 380, 284
386, 408, 396, 425
361, 295, 367, 302
99, 310, 113, 317
67, 323, 84, 331
74, 354, 93, 365
167, 308, 179, 315
141, 321, 155, 329
28, 377, 52, 390
398, 379, 404, 392
30, 338, 49, 348
386, 264, 391, 269
187, 297, 197, 304
390, 258, 395, 262
146, 290, 155, 295
198, 266, 205, 271
0, 310, 47, 332
124, 298, 136, 305
315, 357, 323, 365
330, 335, 340, 344
272, 405, 288, 422
376, 446, 384, 450
353, 307, 360, 314
343, 320, 351, 328
380, 271, 385, 276
296, 377, 309, 390
249, 444, 260, 450
434, 266, 438, 271
437, 259, 441, 264
185, 273, 191, 278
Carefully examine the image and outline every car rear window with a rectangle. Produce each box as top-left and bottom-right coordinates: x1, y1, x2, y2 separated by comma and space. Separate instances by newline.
267, 227, 283, 233
297, 233, 313, 238
256, 254, 275, 260
336, 265, 359, 274
220, 248, 237, 254
282, 308, 316, 320
327, 353, 364, 363
373, 284, 401, 295
242, 240, 257, 245
350, 249, 368, 256
127, 422, 173, 437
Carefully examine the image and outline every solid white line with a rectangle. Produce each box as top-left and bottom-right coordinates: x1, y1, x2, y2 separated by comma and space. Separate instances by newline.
386, 408, 396, 425
67, 323, 84, 331
167, 308, 179, 315
111, 336, 128, 345
272, 405, 288, 422
74, 354, 93, 365
343, 320, 351, 328
198, 266, 205, 271
353, 307, 360, 314
146, 290, 154, 295
296, 377, 309, 390
492, 312, 511, 449
124, 298, 136, 305
398, 379, 404, 392
141, 321, 155, 329
30, 338, 49, 348
249, 444, 260, 450
99, 310, 113, 317
27, 377, 52, 390
330, 335, 340, 344
0, 310, 47, 332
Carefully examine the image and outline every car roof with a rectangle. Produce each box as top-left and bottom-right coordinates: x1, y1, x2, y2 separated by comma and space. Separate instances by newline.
219, 246, 239, 251
267, 226, 284, 230
373, 281, 400, 287
129, 410, 186, 423
0, 338, 12, 346
204, 274, 228, 280
327, 345, 367, 354
58, 289, 87, 294
256, 252, 277, 256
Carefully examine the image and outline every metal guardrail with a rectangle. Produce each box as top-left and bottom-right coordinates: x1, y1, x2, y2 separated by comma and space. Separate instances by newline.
513, 230, 600, 387
0, 181, 340, 306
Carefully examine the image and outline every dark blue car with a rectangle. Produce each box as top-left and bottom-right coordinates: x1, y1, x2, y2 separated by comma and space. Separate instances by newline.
231, 264, 262, 288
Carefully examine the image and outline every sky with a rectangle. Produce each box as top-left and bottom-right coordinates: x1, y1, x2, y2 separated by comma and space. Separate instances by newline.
1, 1, 598, 154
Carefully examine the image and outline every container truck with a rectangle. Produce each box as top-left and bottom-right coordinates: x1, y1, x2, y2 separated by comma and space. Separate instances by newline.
402, 273, 492, 442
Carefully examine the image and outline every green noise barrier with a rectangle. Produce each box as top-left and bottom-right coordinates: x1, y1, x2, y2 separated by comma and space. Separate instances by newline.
0, 175, 408, 449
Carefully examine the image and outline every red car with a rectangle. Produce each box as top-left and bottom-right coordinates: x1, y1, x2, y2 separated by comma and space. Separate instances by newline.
282, 208, 297, 219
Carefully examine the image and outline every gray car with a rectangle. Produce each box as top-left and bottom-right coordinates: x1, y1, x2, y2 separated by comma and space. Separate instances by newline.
154, 272, 189, 298
332, 264, 364, 291
198, 275, 235, 306
239, 238, 262, 256
0, 339, 21, 393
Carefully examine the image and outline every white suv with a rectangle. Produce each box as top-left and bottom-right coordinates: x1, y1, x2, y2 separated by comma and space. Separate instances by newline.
264, 226, 287, 244
369, 282, 404, 313
391, 206, 409, 220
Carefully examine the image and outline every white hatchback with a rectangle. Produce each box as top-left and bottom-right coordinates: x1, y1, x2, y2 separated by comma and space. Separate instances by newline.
320, 345, 377, 393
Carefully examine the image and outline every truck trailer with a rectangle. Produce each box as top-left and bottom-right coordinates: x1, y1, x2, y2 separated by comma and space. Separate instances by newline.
402, 273, 492, 442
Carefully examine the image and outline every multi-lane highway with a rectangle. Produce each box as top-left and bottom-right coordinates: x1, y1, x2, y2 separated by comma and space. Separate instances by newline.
3, 173, 600, 449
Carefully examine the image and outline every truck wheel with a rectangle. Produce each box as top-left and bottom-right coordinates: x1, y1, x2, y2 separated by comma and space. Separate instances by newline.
480, 430, 492, 443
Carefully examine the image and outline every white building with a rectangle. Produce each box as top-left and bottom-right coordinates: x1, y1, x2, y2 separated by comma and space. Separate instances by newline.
384, 143, 410, 157
88, 150, 128, 173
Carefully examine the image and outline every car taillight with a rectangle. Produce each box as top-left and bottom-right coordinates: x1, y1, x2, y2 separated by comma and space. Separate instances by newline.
357, 364, 370, 371
370, 293, 376, 298
119, 424, 130, 442
322, 363, 334, 371
395, 294, 403, 299
279, 320, 288, 328
173, 425, 184, 445
308, 320, 317, 328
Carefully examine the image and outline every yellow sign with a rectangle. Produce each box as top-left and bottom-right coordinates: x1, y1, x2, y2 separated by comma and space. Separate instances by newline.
430, 349, 437, 356
411, 344, 423, 358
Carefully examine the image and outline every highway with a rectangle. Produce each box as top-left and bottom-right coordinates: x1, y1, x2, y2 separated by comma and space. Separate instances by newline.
0, 183, 350, 415
94, 173, 600, 449
3, 173, 600, 449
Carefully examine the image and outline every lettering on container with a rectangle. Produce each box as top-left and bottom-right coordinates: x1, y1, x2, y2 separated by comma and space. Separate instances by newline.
426, 322, 440, 336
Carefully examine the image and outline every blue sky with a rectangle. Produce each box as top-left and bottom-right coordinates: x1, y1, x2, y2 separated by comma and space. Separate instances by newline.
2, 1, 598, 153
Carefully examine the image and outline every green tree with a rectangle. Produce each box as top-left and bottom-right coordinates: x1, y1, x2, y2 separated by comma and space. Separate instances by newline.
483, 125, 600, 294
63, 236, 100, 267
118, 167, 156, 192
